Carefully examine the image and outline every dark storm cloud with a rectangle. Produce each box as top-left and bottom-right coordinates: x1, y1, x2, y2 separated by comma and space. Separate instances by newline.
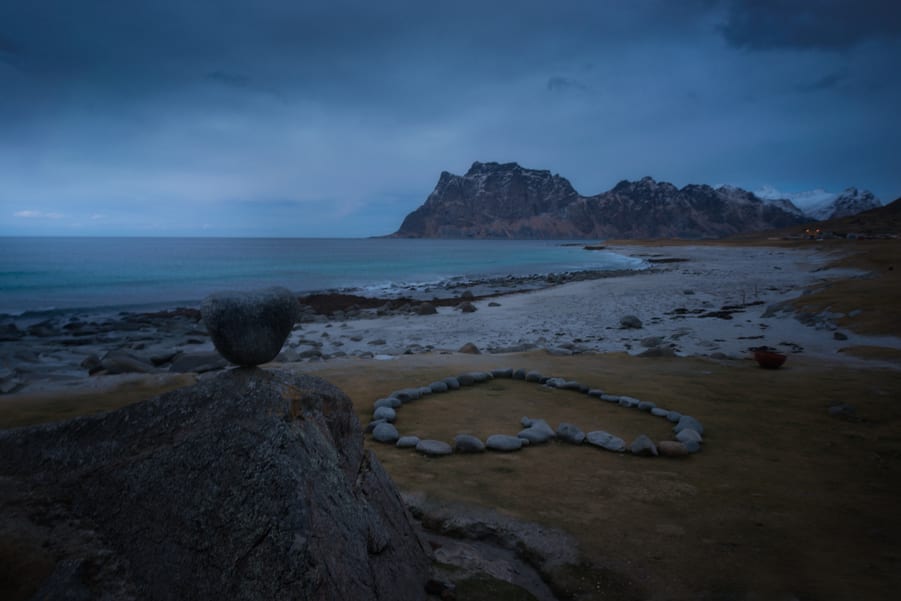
1, 0, 899, 236
720, 0, 901, 50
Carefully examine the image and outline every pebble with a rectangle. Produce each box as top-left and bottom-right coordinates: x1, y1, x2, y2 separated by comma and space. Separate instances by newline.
454, 434, 486, 453
650, 407, 669, 417
682, 439, 702, 454
586, 431, 626, 452
393, 388, 422, 403
556, 422, 586, 444
637, 401, 656, 411
666, 411, 682, 423
587, 389, 605, 397
517, 418, 555, 444
657, 441, 689, 457
458, 342, 480, 354
673, 415, 704, 435
416, 439, 454, 456
396, 436, 420, 448
443, 377, 461, 390
512, 369, 527, 380
600, 394, 621, 403
491, 368, 514, 378
373, 406, 396, 422
618, 396, 640, 409
630, 434, 658, 456
524, 370, 543, 383
372, 422, 399, 443
365, 419, 386, 433
676, 429, 703, 444
374, 397, 402, 409
467, 371, 492, 383
457, 373, 476, 386
485, 435, 525, 452
429, 381, 449, 393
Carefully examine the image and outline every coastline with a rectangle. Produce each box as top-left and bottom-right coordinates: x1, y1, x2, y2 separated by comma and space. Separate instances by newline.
2, 243, 900, 399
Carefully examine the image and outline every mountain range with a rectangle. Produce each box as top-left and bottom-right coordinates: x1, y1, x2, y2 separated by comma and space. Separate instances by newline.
389, 162, 882, 239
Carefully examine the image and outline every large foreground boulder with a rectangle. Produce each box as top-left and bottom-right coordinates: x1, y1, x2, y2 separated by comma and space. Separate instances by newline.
201, 287, 299, 366
0, 369, 431, 600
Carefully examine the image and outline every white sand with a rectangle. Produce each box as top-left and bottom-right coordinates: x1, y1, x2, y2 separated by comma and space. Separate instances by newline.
289, 245, 901, 366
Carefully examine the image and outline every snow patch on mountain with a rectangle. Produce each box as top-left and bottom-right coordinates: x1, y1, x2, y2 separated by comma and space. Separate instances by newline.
755, 185, 881, 221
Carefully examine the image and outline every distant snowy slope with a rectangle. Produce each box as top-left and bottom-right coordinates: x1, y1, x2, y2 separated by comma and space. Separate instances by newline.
755, 185, 881, 221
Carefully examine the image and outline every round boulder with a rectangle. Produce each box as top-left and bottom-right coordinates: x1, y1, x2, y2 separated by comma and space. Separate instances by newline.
453, 434, 485, 453
371, 422, 399, 444
485, 435, 525, 452
415, 439, 453, 457
202, 287, 299, 366
630, 434, 658, 457
586, 431, 626, 452
396, 436, 420, 448
658, 441, 689, 457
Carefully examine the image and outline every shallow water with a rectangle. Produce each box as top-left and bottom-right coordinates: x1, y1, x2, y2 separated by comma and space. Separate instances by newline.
0, 237, 643, 315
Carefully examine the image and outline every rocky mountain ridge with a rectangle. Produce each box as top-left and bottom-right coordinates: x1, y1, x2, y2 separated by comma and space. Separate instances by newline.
390, 162, 880, 239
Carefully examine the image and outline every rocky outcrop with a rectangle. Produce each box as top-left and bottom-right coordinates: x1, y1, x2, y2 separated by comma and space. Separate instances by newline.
0, 369, 431, 600
389, 162, 813, 239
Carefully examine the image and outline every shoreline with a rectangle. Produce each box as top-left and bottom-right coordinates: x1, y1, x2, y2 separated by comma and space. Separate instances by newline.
2, 244, 900, 397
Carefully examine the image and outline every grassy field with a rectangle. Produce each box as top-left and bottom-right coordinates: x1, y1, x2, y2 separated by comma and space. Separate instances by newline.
305, 351, 901, 600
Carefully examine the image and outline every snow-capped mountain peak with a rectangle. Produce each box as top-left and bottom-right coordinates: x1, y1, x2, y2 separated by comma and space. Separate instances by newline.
754, 185, 881, 221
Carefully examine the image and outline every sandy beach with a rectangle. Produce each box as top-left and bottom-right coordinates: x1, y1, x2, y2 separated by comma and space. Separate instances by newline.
3, 243, 898, 401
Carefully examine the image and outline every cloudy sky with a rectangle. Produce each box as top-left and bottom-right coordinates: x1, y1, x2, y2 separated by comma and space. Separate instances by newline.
2, 0, 899, 237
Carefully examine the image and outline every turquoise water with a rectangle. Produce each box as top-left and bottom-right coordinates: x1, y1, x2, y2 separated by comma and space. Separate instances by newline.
0, 237, 643, 315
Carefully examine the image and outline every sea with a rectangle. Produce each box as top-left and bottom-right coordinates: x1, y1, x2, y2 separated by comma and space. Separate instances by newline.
0, 237, 645, 317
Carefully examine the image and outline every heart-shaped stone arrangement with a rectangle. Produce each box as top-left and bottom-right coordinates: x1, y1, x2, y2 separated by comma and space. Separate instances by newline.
202, 287, 300, 366
366, 368, 704, 458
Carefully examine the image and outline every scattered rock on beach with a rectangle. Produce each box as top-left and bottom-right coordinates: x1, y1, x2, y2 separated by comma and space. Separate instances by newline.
457, 301, 477, 313
620, 315, 643, 329
458, 342, 481, 354
416, 302, 437, 315
201, 287, 299, 366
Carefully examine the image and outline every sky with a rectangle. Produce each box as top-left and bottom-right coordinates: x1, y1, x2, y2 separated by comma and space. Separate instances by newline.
1, 0, 900, 237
